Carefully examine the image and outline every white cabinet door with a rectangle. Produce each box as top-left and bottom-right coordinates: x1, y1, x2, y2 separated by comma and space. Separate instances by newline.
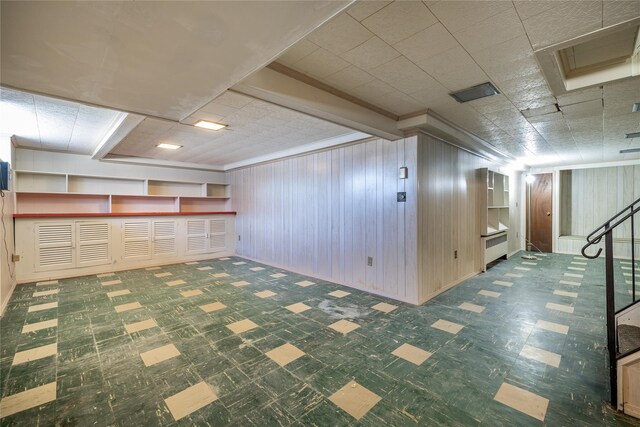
123, 220, 151, 261
209, 219, 227, 252
152, 220, 177, 258
35, 223, 75, 272
76, 221, 111, 268
185, 219, 208, 255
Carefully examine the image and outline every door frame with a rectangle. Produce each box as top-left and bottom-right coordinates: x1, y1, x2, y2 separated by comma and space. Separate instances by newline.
526, 173, 554, 253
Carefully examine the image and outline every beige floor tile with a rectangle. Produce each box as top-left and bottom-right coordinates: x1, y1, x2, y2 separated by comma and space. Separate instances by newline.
254, 290, 277, 298
181, 290, 203, 298
166, 280, 186, 287
505, 273, 523, 278
559, 280, 581, 286
459, 302, 484, 313
12, 343, 57, 365
522, 261, 537, 266
219, 257, 230, 260
227, 319, 259, 334
285, 302, 312, 314
36, 280, 58, 286
197, 266, 213, 271
231, 281, 250, 287
22, 319, 58, 334
107, 289, 131, 298
102, 279, 122, 286
553, 290, 578, 298
627, 280, 634, 285
391, 343, 432, 366
271, 273, 287, 278
624, 272, 632, 277
212, 273, 229, 278
568, 266, 585, 271
32, 289, 59, 297
250, 267, 264, 271
233, 262, 246, 265
296, 280, 315, 287
185, 261, 199, 265
27, 302, 57, 313
621, 266, 640, 271
0, 382, 56, 418
265, 343, 306, 367
140, 344, 181, 367
328, 319, 360, 335
494, 382, 548, 421
520, 344, 561, 368
479, 290, 500, 298
115, 302, 142, 313
545, 302, 574, 314
535, 319, 569, 335
154, 272, 172, 278
328, 381, 381, 420
571, 261, 587, 266
493, 280, 513, 287
200, 302, 227, 313
145, 266, 161, 270
164, 381, 217, 421
514, 266, 530, 271
564, 272, 583, 278
431, 319, 464, 334
372, 302, 398, 313
125, 319, 158, 334
328, 290, 351, 298
97, 272, 115, 278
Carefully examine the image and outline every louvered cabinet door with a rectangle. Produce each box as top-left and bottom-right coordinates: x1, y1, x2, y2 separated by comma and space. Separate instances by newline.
185, 219, 208, 255
123, 220, 151, 261
152, 220, 177, 258
208, 219, 227, 252
76, 221, 111, 267
35, 223, 75, 272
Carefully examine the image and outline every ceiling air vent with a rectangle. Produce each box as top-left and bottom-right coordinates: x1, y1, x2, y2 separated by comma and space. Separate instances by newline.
620, 148, 640, 154
625, 132, 640, 139
449, 82, 500, 103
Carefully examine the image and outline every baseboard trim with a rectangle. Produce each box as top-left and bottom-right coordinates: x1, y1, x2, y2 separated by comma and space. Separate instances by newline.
0, 279, 17, 317
417, 271, 479, 305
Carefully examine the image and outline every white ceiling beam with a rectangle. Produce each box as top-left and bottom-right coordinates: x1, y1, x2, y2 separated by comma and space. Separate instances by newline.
231, 67, 404, 141
91, 113, 145, 160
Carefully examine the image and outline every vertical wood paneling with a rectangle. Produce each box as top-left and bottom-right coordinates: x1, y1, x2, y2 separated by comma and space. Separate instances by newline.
229, 137, 419, 303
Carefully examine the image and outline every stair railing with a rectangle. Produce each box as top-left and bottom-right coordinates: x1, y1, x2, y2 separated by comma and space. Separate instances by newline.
581, 196, 639, 407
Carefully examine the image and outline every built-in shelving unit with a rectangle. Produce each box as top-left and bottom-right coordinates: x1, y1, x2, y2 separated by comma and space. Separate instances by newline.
478, 168, 510, 271
14, 171, 230, 215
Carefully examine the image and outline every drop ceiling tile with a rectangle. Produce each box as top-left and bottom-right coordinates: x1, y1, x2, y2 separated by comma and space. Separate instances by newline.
361, 0, 438, 45
561, 99, 603, 119
322, 65, 376, 91
393, 23, 460, 66
373, 91, 426, 116
294, 48, 350, 79
307, 13, 373, 55
428, 0, 513, 33
453, 6, 526, 54
211, 91, 254, 109
347, 1, 392, 22
603, 0, 640, 26
340, 36, 400, 71
416, 46, 489, 91
277, 39, 320, 67
349, 78, 398, 102
519, 1, 602, 49
512, 0, 556, 20
369, 56, 442, 96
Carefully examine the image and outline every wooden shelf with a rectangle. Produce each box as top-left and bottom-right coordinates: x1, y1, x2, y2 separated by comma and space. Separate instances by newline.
479, 168, 509, 270
14, 211, 236, 218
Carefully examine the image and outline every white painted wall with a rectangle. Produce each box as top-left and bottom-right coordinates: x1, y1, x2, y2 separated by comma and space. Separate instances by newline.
230, 136, 419, 303
0, 137, 16, 315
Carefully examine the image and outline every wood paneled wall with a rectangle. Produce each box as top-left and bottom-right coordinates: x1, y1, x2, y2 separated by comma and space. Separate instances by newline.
229, 137, 419, 303
230, 133, 523, 305
416, 133, 522, 303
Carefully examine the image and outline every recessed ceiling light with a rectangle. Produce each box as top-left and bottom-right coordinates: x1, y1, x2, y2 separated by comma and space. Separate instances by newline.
625, 132, 640, 139
195, 120, 227, 131
620, 148, 640, 154
449, 82, 500, 103
157, 143, 181, 150
632, 103, 640, 113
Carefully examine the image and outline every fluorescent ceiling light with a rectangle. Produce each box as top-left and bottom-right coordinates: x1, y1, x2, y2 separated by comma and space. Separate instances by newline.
157, 143, 181, 150
195, 120, 227, 131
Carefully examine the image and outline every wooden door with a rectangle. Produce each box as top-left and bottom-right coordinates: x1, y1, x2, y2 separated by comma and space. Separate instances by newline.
528, 173, 553, 252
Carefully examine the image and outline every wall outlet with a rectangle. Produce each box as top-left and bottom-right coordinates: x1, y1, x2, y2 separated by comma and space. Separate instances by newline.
367, 256, 373, 266
238, 235, 241, 241
11, 254, 20, 262
454, 250, 458, 259
397, 192, 406, 202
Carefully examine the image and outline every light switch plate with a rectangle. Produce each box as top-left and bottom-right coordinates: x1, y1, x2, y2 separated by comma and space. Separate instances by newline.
397, 192, 406, 202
